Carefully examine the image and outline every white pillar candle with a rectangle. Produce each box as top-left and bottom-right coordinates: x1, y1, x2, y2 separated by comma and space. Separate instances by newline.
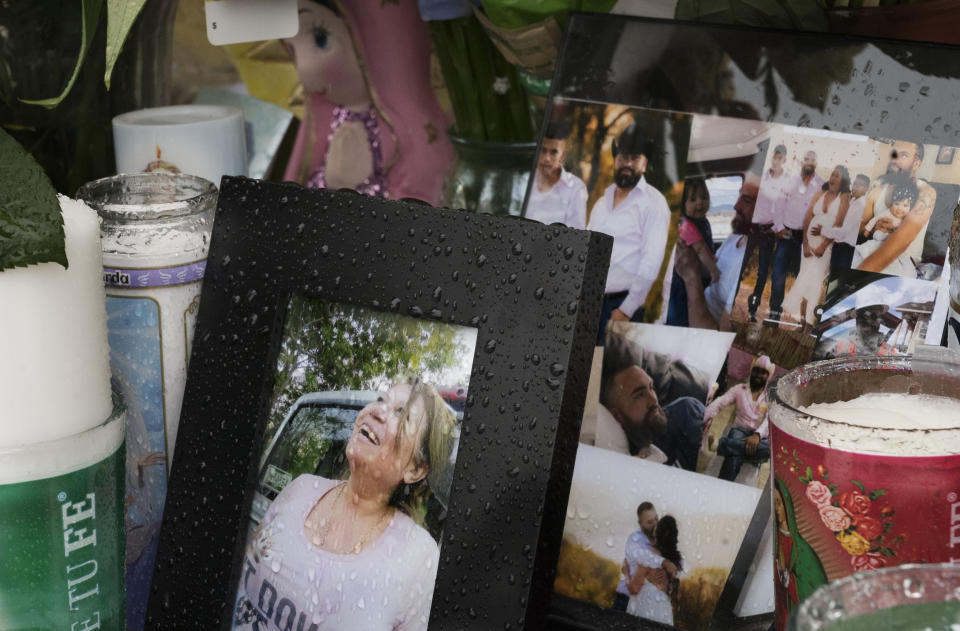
113, 104, 247, 187
0, 196, 125, 630
0, 195, 112, 450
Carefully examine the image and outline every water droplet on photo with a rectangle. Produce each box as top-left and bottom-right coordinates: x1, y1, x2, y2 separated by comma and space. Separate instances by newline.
903, 577, 925, 598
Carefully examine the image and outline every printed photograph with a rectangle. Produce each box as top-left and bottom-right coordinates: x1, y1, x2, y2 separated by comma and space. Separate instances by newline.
812, 270, 938, 360
728, 322, 817, 375
554, 443, 762, 631
697, 347, 788, 489
579, 321, 734, 472
523, 101, 692, 334
733, 127, 960, 331
733, 127, 876, 330
691, 320, 817, 489
663, 113, 774, 331
230, 297, 477, 631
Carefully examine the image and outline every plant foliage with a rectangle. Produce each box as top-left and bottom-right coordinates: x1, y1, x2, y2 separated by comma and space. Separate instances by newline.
0, 128, 66, 271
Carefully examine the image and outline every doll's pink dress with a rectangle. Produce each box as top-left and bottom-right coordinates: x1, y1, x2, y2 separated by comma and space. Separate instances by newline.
305, 105, 387, 198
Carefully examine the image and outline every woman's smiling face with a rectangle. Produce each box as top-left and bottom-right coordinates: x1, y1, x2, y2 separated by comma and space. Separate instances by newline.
346, 384, 427, 489
828, 168, 843, 191
283, 0, 370, 108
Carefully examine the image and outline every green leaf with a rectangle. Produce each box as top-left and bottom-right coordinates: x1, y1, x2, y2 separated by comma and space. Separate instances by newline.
805, 466, 813, 480
0, 129, 66, 271
850, 479, 867, 494
20, 0, 103, 108
828, 484, 838, 494
104, 0, 148, 90
868, 489, 887, 501
880, 547, 895, 558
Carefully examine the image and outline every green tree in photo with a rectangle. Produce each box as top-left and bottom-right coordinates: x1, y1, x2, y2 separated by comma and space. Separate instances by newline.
265, 297, 469, 446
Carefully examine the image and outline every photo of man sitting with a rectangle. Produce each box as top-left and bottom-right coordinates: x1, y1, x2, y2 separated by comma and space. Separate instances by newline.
701, 355, 774, 482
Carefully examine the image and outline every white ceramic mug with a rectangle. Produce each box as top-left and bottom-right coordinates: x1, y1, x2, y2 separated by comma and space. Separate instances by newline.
112, 104, 248, 187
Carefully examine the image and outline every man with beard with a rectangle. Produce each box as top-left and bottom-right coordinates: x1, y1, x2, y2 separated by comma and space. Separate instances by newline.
593, 330, 706, 471
525, 122, 588, 229
588, 123, 671, 342
817, 304, 891, 358
702, 355, 775, 482
676, 170, 760, 331
766, 150, 825, 325
856, 140, 937, 277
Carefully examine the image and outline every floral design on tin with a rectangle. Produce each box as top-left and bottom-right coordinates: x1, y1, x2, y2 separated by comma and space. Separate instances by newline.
777, 446, 903, 571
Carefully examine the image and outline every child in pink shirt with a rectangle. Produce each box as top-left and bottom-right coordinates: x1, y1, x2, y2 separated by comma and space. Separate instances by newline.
678, 179, 721, 284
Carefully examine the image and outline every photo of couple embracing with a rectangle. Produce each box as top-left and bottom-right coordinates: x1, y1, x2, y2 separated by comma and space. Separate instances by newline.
613, 502, 683, 626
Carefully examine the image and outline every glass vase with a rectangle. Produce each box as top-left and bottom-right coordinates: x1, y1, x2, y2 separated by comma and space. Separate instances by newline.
440, 134, 536, 216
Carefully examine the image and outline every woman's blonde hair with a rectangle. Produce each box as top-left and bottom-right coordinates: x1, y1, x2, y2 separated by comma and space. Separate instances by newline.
389, 377, 458, 526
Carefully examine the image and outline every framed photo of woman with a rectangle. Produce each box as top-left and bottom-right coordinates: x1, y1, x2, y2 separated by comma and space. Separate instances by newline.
231, 298, 476, 630
144, 181, 613, 630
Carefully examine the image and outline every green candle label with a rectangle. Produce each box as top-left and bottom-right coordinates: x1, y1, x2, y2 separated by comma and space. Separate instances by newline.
0, 445, 125, 630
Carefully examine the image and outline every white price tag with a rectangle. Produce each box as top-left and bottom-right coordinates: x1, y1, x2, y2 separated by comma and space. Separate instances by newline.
205, 0, 299, 46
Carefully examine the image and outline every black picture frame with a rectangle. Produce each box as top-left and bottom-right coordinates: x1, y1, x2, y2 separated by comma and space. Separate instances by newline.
145, 178, 612, 630
538, 12, 960, 631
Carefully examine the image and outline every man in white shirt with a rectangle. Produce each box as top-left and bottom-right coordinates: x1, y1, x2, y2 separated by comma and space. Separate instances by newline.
768, 150, 824, 324
746, 144, 790, 322
525, 122, 588, 229
587, 124, 671, 343
813, 173, 869, 274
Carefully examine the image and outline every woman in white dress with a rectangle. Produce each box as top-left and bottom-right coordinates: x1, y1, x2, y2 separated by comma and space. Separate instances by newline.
783, 165, 851, 327
625, 516, 683, 626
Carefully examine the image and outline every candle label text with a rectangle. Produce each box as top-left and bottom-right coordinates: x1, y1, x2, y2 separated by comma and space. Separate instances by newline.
770, 424, 960, 630
103, 261, 206, 288
0, 445, 124, 630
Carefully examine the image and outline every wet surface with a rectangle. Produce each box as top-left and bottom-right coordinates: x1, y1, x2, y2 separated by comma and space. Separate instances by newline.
144, 181, 613, 630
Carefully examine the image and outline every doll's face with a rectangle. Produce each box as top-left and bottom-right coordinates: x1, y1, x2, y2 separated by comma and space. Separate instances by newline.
283, 0, 370, 108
